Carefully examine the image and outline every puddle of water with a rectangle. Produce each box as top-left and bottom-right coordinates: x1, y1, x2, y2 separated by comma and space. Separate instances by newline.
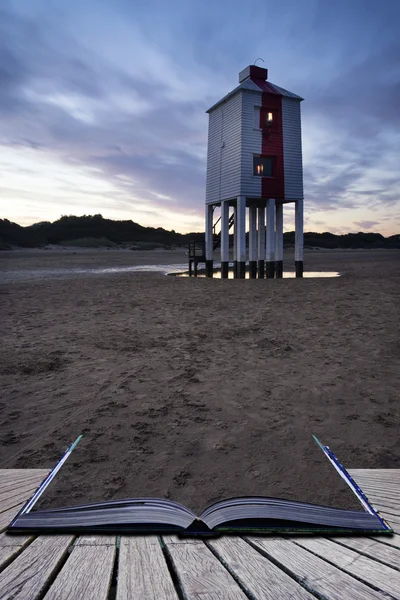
1, 263, 339, 283
1, 264, 189, 282
173, 269, 340, 279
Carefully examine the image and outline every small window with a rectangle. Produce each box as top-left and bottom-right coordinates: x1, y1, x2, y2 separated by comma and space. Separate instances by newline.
253, 106, 261, 128
253, 156, 274, 177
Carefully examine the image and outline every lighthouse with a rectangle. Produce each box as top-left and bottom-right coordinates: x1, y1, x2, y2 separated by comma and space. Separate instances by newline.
204, 65, 304, 278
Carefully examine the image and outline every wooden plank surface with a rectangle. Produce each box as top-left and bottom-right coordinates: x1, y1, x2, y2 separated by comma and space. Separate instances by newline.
0, 471, 48, 489
117, 536, 178, 600
363, 492, 400, 503
0, 489, 41, 514
208, 536, 315, 599
332, 536, 400, 570
366, 492, 400, 506
349, 481, 400, 492
164, 538, 247, 599
349, 470, 400, 491
247, 536, 386, 600
0, 476, 46, 494
374, 510, 400, 524
377, 513, 400, 533
351, 475, 400, 484
0, 532, 33, 570
352, 484, 400, 496
295, 537, 400, 598
44, 538, 116, 600
74, 535, 116, 546
0, 535, 74, 600
372, 533, 400, 549
351, 478, 400, 488
0, 469, 48, 479
0, 470, 48, 527
0, 532, 32, 547
355, 477, 400, 486
0, 482, 39, 504
365, 497, 400, 514
0, 502, 26, 533
363, 493, 400, 505
355, 480, 400, 489
374, 510, 400, 523
351, 469, 400, 477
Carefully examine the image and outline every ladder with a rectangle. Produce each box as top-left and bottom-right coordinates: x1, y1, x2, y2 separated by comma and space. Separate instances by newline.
187, 212, 235, 276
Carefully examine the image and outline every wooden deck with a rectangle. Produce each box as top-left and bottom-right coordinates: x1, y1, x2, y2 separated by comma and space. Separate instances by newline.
0, 469, 399, 599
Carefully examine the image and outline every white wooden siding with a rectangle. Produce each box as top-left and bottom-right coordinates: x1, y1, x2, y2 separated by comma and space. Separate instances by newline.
220, 92, 242, 201
205, 92, 242, 204
253, 106, 260, 128
240, 90, 262, 198
205, 109, 222, 204
282, 97, 304, 200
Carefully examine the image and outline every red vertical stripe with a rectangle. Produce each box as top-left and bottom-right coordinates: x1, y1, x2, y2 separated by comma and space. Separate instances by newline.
260, 93, 284, 199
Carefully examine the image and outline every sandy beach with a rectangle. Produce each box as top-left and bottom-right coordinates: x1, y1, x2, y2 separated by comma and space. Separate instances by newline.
0, 247, 399, 514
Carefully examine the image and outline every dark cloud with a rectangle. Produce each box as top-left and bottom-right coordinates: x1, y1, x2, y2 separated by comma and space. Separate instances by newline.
305, 45, 400, 132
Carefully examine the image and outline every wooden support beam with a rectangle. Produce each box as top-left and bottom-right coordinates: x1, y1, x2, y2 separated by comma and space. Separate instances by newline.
275, 202, 283, 278
236, 197, 246, 278
248, 205, 257, 278
257, 205, 266, 278
266, 198, 275, 278
233, 203, 238, 277
295, 198, 304, 277
220, 200, 230, 278
205, 204, 214, 277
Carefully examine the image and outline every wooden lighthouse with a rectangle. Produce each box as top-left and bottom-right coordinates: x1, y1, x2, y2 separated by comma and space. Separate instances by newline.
204, 65, 304, 278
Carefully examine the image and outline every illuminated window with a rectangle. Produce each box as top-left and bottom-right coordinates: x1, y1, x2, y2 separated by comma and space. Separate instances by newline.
253, 156, 273, 176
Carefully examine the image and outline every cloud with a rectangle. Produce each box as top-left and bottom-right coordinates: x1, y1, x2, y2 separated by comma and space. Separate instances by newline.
0, 0, 399, 233
0, 4, 211, 228
353, 220, 381, 230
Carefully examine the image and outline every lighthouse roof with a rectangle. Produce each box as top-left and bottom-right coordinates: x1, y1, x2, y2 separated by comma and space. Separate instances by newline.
206, 66, 303, 113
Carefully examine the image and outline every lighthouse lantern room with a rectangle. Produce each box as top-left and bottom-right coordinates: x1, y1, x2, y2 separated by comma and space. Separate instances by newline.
204, 65, 304, 278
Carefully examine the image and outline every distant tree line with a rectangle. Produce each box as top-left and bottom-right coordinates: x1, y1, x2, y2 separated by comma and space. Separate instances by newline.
1, 214, 399, 250
283, 230, 400, 249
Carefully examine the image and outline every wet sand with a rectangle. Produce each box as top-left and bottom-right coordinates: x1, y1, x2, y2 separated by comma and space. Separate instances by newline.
1, 248, 399, 513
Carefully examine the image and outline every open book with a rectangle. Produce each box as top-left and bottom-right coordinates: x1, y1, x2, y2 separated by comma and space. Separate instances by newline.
8, 436, 392, 536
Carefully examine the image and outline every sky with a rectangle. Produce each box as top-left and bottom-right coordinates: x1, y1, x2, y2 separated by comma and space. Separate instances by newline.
0, 0, 399, 235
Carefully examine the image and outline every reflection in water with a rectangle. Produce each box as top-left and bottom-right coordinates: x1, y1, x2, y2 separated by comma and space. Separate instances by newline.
1, 264, 190, 282
173, 270, 340, 279
1, 263, 340, 283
